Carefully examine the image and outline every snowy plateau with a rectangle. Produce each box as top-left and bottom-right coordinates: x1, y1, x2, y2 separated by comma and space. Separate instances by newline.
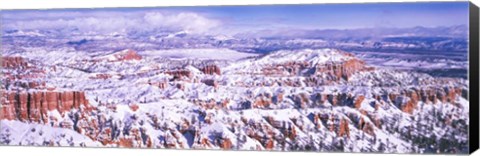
0, 30, 470, 154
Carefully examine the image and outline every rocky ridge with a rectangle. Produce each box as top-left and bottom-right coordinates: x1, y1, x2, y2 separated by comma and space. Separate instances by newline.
0, 48, 469, 153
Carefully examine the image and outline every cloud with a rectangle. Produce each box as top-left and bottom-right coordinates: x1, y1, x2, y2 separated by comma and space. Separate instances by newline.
2, 10, 221, 34
143, 12, 220, 33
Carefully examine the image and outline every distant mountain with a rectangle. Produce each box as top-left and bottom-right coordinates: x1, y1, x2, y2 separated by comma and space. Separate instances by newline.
1, 25, 469, 54
235, 25, 468, 40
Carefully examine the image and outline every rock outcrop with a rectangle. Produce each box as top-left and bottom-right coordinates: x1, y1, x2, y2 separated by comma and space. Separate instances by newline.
1, 56, 48, 91
313, 58, 374, 81
283, 86, 464, 114
0, 91, 90, 122
2, 57, 29, 69
113, 49, 142, 61
338, 118, 351, 138
166, 70, 193, 80
89, 73, 112, 80
201, 65, 221, 75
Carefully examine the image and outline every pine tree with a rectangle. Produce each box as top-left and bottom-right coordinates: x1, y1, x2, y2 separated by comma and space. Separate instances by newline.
0, 129, 12, 145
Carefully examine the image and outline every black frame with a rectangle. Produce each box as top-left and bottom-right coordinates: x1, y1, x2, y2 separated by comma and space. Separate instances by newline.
469, 1, 479, 154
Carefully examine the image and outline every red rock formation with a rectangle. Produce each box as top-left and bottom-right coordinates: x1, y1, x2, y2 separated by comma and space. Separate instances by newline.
289, 126, 297, 140
114, 49, 142, 61
201, 138, 213, 148
312, 114, 322, 129
28, 81, 46, 89
293, 93, 309, 108
401, 100, 415, 114
276, 93, 284, 104
129, 103, 139, 112
0, 92, 16, 120
61, 92, 74, 112
149, 81, 168, 89
30, 92, 43, 122
145, 136, 153, 148
373, 117, 382, 129
1, 57, 28, 69
313, 58, 371, 81
77, 91, 89, 108
221, 99, 230, 108
0, 91, 90, 122
118, 138, 134, 148
341, 59, 369, 81
90, 74, 112, 80
373, 94, 382, 101
338, 118, 350, 138
363, 122, 375, 136
254, 96, 271, 108
265, 138, 275, 150
158, 82, 167, 89
379, 87, 465, 114
201, 65, 221, 75
358, 117, 376, 136
166, 70, 192, 79
445, 88, 455, 103
18, 92, 29, 121
265, 116, 281, 129
354, 95, 365, 109
408, 90, 419, 104
45, 92, 59, 111
261, 61, 309, 76
428, 90, 438, 104
221, 138, 233, 150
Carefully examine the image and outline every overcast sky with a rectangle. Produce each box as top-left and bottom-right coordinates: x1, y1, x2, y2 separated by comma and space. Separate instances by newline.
1, 2, 469, 35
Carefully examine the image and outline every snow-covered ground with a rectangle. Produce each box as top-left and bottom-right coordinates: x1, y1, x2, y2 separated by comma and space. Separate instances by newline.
140, 48, 259, 61
0, 47, 470, 154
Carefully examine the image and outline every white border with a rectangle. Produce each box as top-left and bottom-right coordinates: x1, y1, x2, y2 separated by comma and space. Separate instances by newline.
0, 0, 479, 156
0, 0, 474, 10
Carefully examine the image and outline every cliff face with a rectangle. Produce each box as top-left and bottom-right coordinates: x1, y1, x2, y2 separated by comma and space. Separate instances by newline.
299, 86, 463, 114
1, 56, 91, 123
313, 58, 374, 81
1, 56, 48, 91
117, 49, 142, 61
259, 58, 373, 82
166, 70, 193, 80
89, 73, 112, 80
387, 87, 466, 114
0, 91, 90, 122
105, 49, 142, 62
201, 65, 221, 75
2, 57, 29, 69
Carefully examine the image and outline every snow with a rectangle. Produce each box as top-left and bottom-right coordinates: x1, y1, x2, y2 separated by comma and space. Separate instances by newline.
0, 120, 100, 146
223, 48, 353, 74
0, 45, 470, 154
140, 48, 259, 61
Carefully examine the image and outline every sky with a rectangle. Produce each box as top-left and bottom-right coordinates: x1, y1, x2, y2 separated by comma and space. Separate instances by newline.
1, 2, 470, 35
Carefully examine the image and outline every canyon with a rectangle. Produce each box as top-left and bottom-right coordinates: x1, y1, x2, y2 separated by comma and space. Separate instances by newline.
0, 48, 469, 153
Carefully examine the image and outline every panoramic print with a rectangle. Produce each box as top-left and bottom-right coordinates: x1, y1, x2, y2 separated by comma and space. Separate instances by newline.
0, 2, 471, 154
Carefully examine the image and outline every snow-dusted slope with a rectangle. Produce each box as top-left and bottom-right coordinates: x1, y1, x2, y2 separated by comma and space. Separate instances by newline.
223, 48, 353, 74
0, 120, 100, 147
0, 48, 470, 154
140, 48, 259, 61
